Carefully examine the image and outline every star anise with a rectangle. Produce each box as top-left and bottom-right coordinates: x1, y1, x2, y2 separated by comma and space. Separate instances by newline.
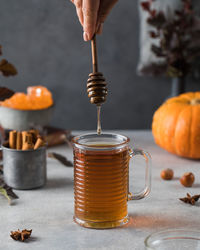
21, 229, 32, 241
10, 230, 21, 241
179, 193, 200, 205
10, 229, 32, 242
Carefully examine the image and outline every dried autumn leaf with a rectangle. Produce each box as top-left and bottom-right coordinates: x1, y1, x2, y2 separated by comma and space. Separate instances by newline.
150, 9, 156, 17
141, 1, 150, 12
0, 176, 18, 204
0, 87, 15, 101
147, 12, 166, 28
48, 152, 73, 167
167, 65, 183, 77
149, 31, 159, 38
151, 44, 165, 57
0, 186, 11, 204
0, 59, 17, 77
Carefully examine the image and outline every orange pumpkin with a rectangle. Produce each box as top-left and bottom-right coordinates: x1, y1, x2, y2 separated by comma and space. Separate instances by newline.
152, 92, 200, 159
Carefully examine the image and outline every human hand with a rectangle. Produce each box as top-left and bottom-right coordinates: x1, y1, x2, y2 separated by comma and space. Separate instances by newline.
71, 0, 118, 41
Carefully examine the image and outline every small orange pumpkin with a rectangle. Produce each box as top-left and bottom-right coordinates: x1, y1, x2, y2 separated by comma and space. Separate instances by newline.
152, 92, 200, 159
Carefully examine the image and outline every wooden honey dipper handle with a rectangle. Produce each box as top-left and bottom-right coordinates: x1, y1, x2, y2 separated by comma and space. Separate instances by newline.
91, 34, 98, 73
87, 34, 108, 105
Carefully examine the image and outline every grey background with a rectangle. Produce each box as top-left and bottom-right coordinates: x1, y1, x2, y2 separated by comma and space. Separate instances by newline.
0, 0, 199, 130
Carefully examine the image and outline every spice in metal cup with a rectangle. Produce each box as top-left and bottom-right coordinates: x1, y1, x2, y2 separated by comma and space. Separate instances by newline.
2, 144, 46, 190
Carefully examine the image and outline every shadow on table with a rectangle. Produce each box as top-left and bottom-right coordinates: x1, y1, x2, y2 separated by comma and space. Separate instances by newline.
19, 236, 39, 243
44, 177, 73, 190
193, 183, 200, 188
125, 213, 199, 229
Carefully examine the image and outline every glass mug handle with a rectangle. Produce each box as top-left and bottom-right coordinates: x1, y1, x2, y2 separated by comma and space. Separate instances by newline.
128, 148, 151, 201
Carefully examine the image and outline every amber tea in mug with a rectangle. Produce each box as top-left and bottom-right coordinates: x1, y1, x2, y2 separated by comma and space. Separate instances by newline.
72, 133, 151, 229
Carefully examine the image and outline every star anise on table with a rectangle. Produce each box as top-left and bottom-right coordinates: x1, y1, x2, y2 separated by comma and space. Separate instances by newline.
179, 193, 200, 205
10, 229, 32, 242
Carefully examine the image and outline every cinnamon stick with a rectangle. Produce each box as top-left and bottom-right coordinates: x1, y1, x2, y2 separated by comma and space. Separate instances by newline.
29, 129, 39, 144
9, 130, 17, 149
22, 134, 34, 150
16, 132, 22, 150
22, 131, 29, 144
34, 137, 44, 150
22, 143, 33, 150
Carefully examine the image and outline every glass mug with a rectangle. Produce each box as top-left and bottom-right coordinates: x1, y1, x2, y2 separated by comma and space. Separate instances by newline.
72, 133, 151, 229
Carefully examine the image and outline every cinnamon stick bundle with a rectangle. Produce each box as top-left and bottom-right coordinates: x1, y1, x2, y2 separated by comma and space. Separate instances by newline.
8, 129, 45, 150
34, 137, 44, 150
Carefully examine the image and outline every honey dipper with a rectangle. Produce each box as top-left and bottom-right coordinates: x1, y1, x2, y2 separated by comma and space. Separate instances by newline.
87, 35, 108, 105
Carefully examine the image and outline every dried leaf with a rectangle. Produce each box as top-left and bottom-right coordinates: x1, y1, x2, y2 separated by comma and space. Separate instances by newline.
167, 65, 183, 78
0, 59, 17, 77
151, 44, 165, 57
0, 176, 18, 203
0, 187, 11, 204
0, 87, 15, 101
147, 12, 166, 28
149, 31, 159, 38
48, 152, 73, 167
141, 1, 150, 12
150, 9, 156, 17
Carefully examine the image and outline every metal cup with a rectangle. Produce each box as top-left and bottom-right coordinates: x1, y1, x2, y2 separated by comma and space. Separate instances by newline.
2, 145, 46, 190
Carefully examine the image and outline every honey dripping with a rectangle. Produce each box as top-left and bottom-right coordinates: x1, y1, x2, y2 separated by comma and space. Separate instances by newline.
97, 105, 102, 135
87, 34, 108, 135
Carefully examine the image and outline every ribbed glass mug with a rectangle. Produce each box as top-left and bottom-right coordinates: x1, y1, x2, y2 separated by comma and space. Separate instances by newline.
72, 133, 151, 229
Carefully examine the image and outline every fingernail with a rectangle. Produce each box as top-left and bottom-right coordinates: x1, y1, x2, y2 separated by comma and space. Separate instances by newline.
83, 32, 89, 41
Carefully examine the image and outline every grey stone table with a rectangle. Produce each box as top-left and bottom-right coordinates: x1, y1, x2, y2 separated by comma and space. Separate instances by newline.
0, 130, 200, 250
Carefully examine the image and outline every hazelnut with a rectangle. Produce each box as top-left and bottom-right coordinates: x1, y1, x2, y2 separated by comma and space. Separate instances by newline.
180, 172, 195, 187
160, 168, 174, 180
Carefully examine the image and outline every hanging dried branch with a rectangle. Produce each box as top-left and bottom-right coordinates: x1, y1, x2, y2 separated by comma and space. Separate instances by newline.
141, 0, 200, 77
